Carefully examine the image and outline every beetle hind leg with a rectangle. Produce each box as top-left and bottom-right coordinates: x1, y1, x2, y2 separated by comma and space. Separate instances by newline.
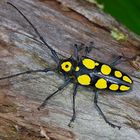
109, 56, 123, 66
94, 91, 121, 129
68, 84, 78, 127
109, 54, 134, 67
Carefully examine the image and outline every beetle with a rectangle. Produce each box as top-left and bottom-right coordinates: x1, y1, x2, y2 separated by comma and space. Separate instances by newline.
0, 2, 133, 129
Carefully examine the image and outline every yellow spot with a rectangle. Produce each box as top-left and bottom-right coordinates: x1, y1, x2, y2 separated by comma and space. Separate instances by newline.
61, 61, 72, 72
120, 85, 130, 91
95, 78, 107, 89
101, 64, 111, 75
75, 66, 80, 71
82, 58, 96, 69
109, 84, 119, 91
95, 62, 99, 66
123, 76, 132, 84
114, 71, 122, 78
77, 74, 91, 85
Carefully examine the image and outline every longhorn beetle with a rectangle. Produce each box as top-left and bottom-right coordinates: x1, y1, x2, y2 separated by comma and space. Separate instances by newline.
0, 2, 133, 129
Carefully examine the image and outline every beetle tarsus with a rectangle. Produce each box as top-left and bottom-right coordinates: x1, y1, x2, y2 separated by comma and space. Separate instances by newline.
106, 120, 121, 129
68, 119, 75, 127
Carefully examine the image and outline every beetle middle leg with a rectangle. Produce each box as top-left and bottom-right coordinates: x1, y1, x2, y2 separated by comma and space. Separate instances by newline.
94, 91, 121, 129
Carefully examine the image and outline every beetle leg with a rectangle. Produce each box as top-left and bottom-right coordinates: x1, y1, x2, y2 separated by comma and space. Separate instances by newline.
68, 84, 78, 127
94, 91, 121, 129
110, 56, 122, 66
38, 78, 72, 110
74, 42, 95, 60
84, 42, 94, 56
73, 43, 84, 61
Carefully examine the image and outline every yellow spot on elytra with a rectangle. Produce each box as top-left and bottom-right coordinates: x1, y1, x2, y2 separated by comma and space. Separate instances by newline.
120, 85, 130, 91
95, 78, 107, 89
101, 64, 111, 75
75, 66, 79, 71
95, 62, 99, 66
123, 76, 132, 83
61, 61, 72, 72
114, 71, 122, 78
77, 74, 91, 85
82, 58, 96, 69
109, 84, 119, 91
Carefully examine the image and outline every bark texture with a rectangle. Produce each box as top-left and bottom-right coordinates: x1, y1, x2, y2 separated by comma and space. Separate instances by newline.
0, 0, 140, 140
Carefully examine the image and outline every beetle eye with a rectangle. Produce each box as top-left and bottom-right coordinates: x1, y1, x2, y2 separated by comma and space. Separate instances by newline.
65, 65, 69, 68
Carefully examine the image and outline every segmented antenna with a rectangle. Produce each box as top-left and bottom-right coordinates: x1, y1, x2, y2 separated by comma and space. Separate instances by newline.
0, 68, 52, 80
7, 2, 59, 64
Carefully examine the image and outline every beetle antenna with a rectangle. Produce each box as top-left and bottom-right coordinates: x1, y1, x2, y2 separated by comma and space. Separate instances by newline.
0, 68, 55, 80
7, 2, 60, 64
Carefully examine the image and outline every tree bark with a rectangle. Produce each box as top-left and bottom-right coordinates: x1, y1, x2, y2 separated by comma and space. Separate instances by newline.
0, 0, 140, 140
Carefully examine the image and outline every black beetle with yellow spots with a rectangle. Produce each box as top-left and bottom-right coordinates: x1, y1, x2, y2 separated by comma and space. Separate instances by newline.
59, 57, 132, 92
0, 2, 133, 129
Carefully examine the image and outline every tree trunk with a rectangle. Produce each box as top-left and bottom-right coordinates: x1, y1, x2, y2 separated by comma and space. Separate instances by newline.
0, 0, 140, 140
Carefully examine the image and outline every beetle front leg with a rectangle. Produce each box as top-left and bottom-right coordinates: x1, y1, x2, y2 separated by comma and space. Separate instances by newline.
68, 84, 78, 127
94, 91, 121, 129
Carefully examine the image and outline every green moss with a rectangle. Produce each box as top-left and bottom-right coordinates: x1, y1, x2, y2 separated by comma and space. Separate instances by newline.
111, 28, 127, 41
85, 0, 104, 9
